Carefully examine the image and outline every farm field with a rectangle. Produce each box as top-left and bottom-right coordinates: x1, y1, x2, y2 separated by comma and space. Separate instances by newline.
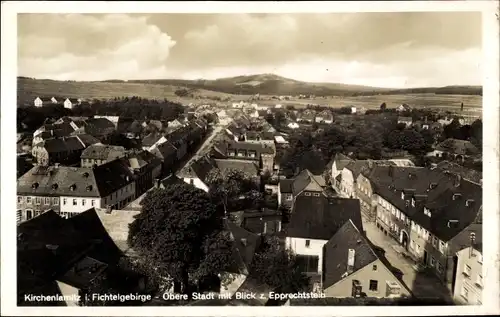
18, 77, 482, 114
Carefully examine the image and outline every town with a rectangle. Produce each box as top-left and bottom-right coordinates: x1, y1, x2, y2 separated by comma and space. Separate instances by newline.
16, 94, 483, 306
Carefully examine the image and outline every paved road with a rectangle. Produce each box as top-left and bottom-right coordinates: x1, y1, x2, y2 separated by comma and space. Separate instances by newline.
177, 124, 224, 173
362, 216, 453, 301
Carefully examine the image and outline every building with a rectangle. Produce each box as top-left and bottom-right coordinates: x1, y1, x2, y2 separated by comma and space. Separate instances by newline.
32, 134, 100, 166
239, 209, 283, 235
453, 244, 483, 305
214, 141, 276, 173
427, 138, 480, 162
17, 161, 136, 222
397, 116, 413, 127
34, 97, 58, 107
176, 156, 215, 192
80, 144, 126, 167
94, 115, 120, 129
337, 160, 395, 199
330, 153, 354, 183
322, 220, 411, 298
296, 111, 316, 123
278, 169, 327, 209
63, 98, 81, 109
367, 165, 482, 289
17, 209, 145, 306
315, 111, 334, 124
285, 195, 363, 291
122, 150, 162, 197
397, 104, 412, 112
82, 118, 116, 142
148, 140, 178, 177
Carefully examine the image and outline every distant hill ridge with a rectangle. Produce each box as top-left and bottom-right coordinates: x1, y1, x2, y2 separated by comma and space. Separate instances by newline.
17, 74, 482, 102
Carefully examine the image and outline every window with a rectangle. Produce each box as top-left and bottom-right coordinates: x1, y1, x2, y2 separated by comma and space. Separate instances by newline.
396, 210, 400, 219
391, 209, 395, 216
286, 194, 292, 201
34, 210, 41, 217
432, 236, 438, 247
17, 196, 23, 204
44, 197, 50, 205
82, 199, 86, 206
26, 196, 32, 204
439, 241, 445, 254
53, 197, 59, 205
401, 214, 406, 222
91, 200, 95, 207
313, 193, 320, 197
463, 264, 472, 277
430, 256, 435, 267
35, 197, 41, 205
190, 179, 194, 185
461, 286, 469, 301
72, 199, 77, 206
16, 209, 22, 221
372, 264, 377, 271
369, 280, 378, 291
436, 262, 442, 273
476, 274, 483, 288
305, 240, 311, 247
305, 192, 311, 196
26, 209, 33, 220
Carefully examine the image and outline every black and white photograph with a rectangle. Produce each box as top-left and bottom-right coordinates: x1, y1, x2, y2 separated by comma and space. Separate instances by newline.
1, 1, 499, 316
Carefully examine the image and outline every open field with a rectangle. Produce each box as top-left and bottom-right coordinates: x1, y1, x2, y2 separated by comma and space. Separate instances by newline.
258, 93, 482, 113
18, 77, 482, 113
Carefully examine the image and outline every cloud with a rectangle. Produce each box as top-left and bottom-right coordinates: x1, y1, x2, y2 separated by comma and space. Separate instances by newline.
18, 14, 176, 80
17, 12, 482, 87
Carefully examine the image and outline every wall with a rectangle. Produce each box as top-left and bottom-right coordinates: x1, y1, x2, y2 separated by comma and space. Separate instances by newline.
356, 174, 377, 220
101, 182, 136, 210
324, 259, 411, 298
182, 177, 209, 193
453, 247, 483, 305
60, 196, 102, 214
17, 195, 61, 223
261, 154, 274, 173
340, 168, 355, 198
286, 237, 327, 273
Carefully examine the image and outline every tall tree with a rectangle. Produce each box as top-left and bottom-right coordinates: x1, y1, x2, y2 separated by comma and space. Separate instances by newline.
128, 184, 231, 294
380, 102, 387, 111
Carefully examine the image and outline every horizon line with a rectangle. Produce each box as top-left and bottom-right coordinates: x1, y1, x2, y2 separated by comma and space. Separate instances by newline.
16, 74, 483, 90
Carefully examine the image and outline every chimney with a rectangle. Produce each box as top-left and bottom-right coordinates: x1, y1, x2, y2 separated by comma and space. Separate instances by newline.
154, 178, 161, 188
455, 175, 462, 187
347, 248, 355, 274
469, 232, 476, 258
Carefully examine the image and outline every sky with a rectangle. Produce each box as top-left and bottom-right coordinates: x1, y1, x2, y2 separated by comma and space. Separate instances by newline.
17, 12, 482, 88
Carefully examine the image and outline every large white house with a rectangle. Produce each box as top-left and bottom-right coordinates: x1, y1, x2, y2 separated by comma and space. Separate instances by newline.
64, 98, 81, 109
34, 97, 58, 107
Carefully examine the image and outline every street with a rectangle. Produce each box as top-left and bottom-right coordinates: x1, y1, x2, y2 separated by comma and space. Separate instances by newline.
178, 124, 224, 172
361, 216, 453, 302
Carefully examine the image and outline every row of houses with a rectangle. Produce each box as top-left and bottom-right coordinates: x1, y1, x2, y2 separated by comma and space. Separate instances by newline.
330, 153, 482, 298
33, 96, 84, 109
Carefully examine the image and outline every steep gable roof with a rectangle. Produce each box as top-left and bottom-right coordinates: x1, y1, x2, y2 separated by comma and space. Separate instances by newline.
80, 144, 126, 161
323, 220, 378, 289
214, 159, 259, 177
287, 196, 363, 240
225, 219, 261, 275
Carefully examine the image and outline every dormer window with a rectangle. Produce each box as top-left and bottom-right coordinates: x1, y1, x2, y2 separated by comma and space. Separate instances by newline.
86, 185, 93, 191
466, 199, 475, 207
401, 192, 405, 200
32, 182, 39, 189
70, 184, 76, 191
452, 193, 462, 201
448, 220, 459, 228
82, 172, 89, 178
52, 183, 58, 190
411, 197, 416, 207
424, 207, 432, 217
429, 183, 437, 190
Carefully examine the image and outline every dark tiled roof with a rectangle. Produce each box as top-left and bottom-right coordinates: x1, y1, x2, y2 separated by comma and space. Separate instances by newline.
179, 156, 215, 180
84, 118, 115, 136
367, 165, 482, 241
74, 134, 100, 147
436, 138, 479, 155
287, 196, 363, 240
334, 153, 354, 170
323, 220, 378, 288
214, 159, 259, 177
80, 144, 126, 160
38, 136, 86, 153
123, 150, 162, 171
67, 98, 79, 103
225, 219, 261, 275
92, 160, 136, 198
149, 140, 177, 160
436, 160, 482, 184
279, 179, 293, 193
17, 157, 34, 179
227, 124, 245, 136
141, 132, 163, 148
286, 169, 324, 196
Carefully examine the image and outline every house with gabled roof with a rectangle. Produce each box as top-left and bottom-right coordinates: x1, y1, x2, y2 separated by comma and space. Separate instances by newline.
34, 97, 58, 107
427, 138, 480, 162
80, 144, 126, 167
278, 169, 327, 209
63, 98, 81, 109
176, 156, 215, 193
148, 140, 178, 177
284, 195, 363, 291
32, 134, 100, 166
